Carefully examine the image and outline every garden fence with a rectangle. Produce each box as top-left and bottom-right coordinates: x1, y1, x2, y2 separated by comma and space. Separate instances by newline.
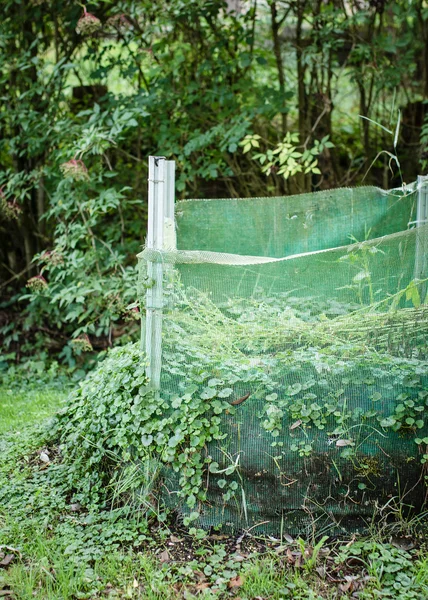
138, 157, 428, 534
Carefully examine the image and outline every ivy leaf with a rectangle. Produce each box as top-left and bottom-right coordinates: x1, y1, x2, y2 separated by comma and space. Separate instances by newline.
200, 387, 217, 400
208, 378, 223, 387
286, 383, 302, 396
141, 434, 153, 447
209, 462, 220, 473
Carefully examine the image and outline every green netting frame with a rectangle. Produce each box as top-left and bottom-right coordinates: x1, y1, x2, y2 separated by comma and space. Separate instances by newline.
138, 183, 428, 535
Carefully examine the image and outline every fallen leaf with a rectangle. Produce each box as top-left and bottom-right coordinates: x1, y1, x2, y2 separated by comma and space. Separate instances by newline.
339, 581, 352, 593
0, 546, 20, 557
170, 535, 181, 543
230, 553, 246, 562
390, 536, 415, 551
0, 555, 14, 568
336, 439, 354, 447
159, 550, 170, 563
316, 565, 327, 578
235, 532, 246, 545
290, 420, 302, 430
39, 452, 50, 463
195, 582, 210, 591
133, 578, 139, 588
228, 575, 244, 588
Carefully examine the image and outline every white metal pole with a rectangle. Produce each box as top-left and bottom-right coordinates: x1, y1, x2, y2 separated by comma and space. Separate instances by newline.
144, 157, 176, 389
145, 156, 166, 389
415, 175, 428, 293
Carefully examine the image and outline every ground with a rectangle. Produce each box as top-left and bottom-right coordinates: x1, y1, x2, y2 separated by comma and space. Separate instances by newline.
0, 384, 427, 600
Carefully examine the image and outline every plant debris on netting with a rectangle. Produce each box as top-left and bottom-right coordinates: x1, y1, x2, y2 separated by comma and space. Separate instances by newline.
136, 182, 428, 535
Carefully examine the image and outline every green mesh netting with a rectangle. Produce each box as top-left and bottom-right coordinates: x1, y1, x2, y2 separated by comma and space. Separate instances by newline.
138, 183, 428, 535
175, 185, 417, 257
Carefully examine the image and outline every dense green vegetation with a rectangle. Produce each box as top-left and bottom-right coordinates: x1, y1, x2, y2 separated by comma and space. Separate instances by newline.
1, 379, 428, 599
2, 0, 428, 360
1, 2, 428, 596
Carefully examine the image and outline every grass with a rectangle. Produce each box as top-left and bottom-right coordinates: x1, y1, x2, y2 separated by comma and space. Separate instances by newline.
3, 547, 175, 600
1, 381, 427, 599
0, 386, 67, 434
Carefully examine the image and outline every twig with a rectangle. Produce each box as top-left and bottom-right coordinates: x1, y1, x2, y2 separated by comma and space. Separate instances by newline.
0, 263, 33, 289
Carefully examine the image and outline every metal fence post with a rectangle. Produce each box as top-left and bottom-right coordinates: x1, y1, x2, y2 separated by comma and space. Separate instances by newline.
415, 175, 428, 298
144, 157, 175, 389
145, 156, 165, 389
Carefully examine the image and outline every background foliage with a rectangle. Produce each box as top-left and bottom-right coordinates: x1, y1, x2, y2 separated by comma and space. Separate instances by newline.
1, 0, 428, 367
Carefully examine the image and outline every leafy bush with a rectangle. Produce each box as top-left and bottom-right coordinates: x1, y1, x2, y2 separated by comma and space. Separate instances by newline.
2, 0, 428, 363
52, 343, 231, 525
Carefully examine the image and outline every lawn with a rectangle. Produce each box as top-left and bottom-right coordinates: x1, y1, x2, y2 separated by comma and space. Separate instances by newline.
0, 382, 427, 599
0, 387, 66, 435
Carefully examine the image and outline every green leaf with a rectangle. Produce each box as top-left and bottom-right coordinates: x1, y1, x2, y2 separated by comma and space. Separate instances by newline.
286, 383, 302, 396
218, 387, 233, 398
358, 115, 393, 134
200, 387, 217, 400
405, 281, 421, 308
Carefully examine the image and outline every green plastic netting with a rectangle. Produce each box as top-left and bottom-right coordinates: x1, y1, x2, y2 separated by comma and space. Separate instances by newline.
138, 183, 428, 535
